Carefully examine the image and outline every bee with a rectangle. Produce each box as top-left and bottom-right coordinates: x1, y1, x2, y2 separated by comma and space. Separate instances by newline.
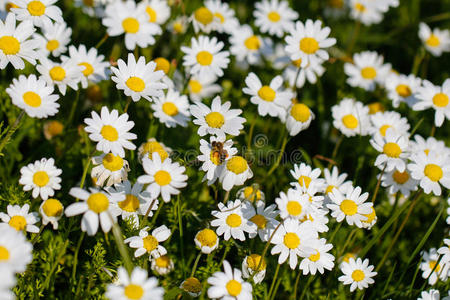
211, 141, 228, 164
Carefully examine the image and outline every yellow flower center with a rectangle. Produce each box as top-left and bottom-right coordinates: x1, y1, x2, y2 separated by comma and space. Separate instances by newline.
392, 170, 409, 184
143, 235, 158, 252
426, 34, 440, 47
142, 141, 168, 161
343, 253, 356, 263
82, 0, 93, 6
354, 3, 366, 12
247, 254, 266, 271
214, 12, 225, 23
286, 201, 302, 216
205, 112, 225, 128
396, 84, 412, 98
27, 0, 45, 16
196, 50, 213, 66
340, 199, 357, 216
326, 185, 336, 194
243, 186, 261, 201
182, 277, 202, 293
154, 57, 170, 75
309, 251, 321, 262
173, 22, 184, 33
46, 39, 59, 51
49, 66, 66, 81
42, 198, 63, 217
424, 149, 430, 156
226, 213, 242, 228
284, 232, 300, 249
100, 125, 119, 142
196, 228, 217, 247
429, 260, 441, 272
290, 103, 311, 122
5, 2, 19, 11
79, 62, 94, 76
189, 79, 202, 93
298, 175, 311, 188
122, 17, 139, 33
226, 280, 242, 297
250, 214, 267, 229
0, 246, 10, 261
368, 102, 384, 114
155, 255, 171, 268
118, 194, 140, 212
162, 102, 178, 116
342, 114, 358, 129
379, 124, 391, 137
226, 156, 248, 174
23, 91, 42, 107
102, 153, 124, 171
154, 170, 171, 186
126, 76, 145, 92
194, 7, 213, 25
432, 93, 449, 108
124, 284, 144, 300
8, 215, 27, 231
362, 207, 376, 224
267, 11, 281, 22
146, 6, 157, 23
328, 0, 344, 8
424, 164, 443, 182
210, 151, 222, 165
46, 120, 64, 136
361, 67, 377, 79
244, 35, 261, 50
87, 193, 109, 213
258, 85, 276, 102
299, 37, 319, 54
351, 269, 365, 282
33, 170, 49, 187
383, 142, 402, 158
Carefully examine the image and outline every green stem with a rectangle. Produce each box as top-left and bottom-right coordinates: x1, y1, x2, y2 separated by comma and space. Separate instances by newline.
124, 97, 132, 113
299, 275, 315, 300
267, 264, 281, 299
252, 221, 283, 279
267, 133, 288, 176
42, 239, 69, 291
371, 165, 386, 203
190, 253, 202, 277
329, 222, 342, 244
223, 190, 230, 204
0, 110, 25, 156
149, 202, 164, 228
292, 271, 302, 300
346, 21, 361, 54
109, 213, 134, 274
95, 33, 109, 49
67, 89, 80, 126
72, 232, 85, 281
178, 195, 186, 277
31, 223, 45, 245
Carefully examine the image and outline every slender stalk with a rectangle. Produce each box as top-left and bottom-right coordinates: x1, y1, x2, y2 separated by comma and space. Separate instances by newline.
31, 223, 45, 245
267, 264, 281, 299
253, 221, 283, 276
246, 119, 255, 152
178, 195, 186, 276
371, 165, 386, 203
42, 239, 69, 291
95, 33, 109, 49
223, 190, 230, 204
292, 271, 302, 300
143, 198, 158, 220
109, 213, 133, 274
72, 232, 85, 281
149, 202, 164, 228
347, 21, 361, 54
190, 253, 202, 277
329, 222, 342, 244
67, 90, 80, 126
267, 133, 288, 176
219, 242, 231, 267
0, 110, 25, 155
299, 275, 315, 300
124, 97, 132, 113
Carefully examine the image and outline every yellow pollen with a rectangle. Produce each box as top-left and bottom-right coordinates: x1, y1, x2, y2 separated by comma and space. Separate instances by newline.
79, 62, 94, 76
210, 151, 221, 165
214, 12, 225, 23
361, 67, 377, 79
46, 39, 59, 51
258, 85, 276, 102
146, 6, 157, 22
0, 246, 10, 261
299, 37, 319, 54
362, 207, 376, 224
247, 254, 266, 270
290, 103, 311, 122
396, 84, 412, 98
143, 235, 158, 252
354, 3, 365, 12
126, 76, 145, 92
429, 261, 441, 272
196, 51, 213, 66
424, 164, 443, 182
100, 125, 119, 142
226, 213, 242, 228
426, 34, 440, 47
328, 0, 344, 8
33, 171, 49, 187
226, 156, 248, 174
122, 17, 139, 33
27, 0, 45, 16
87, 193, 109, 213
326, 185, 336, 194
298, 175, 311, 188
244, 35, 261, 50
392, 170, 409, 184
102, 153, 124, 171
342, 114, 358, 129
292, 58, 302, 68
343, 253, 356, 263
432, 93, 449, 108
424, 149, 430, 156
379, 124, 391, 137
205, 111, 225, 128
154, 57, 170, 75
46, 120, 64, 137
351, 269, 365, 282
189, 79, 202, 93
5, 2, 19, 11
196, 228, 217, 247
243, 186, 261, 201
162, 102, 178, 116
8, 215, 27, 231
82, 0, 93, 6
42, 198, 63, 217
49, 66, 66, 81
383, 142, 402, 158
194, 7, 213, 25
118, 194, 140, 212
173, 22, 184, 33
23, 91, 42, 107
267, 11, 281, 22
155, 255, 171, 268
250, 214, 267, 229
154, 170, 171, 186
286, 201, 302, 216
182, 277, 202, 293
368, 102, 385, 114
124, 284, 144, 300
226, 280, 242, 297
340, 199, 357, 216
309, 251, 321, 262
284, 232, 300, 249
142, 141, 168, 161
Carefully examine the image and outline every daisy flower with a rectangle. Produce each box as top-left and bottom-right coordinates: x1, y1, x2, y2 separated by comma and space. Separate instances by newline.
188, 75, 222, 102
414, 79, 450, 127
285, 57, 325, 89
230, 24, 272, 66
124, 225, 170, 259
181, 35, 230, 78
418, 289, 441, 300
39, 198, 63, 229
349, 0, 383, 25
207, 260, 253, 299
11, 0, 63, 27
211, 200, 256, 241
105, 266, 164, 300
286, 102, 315, 136
290, 162, 325, 190
285, 19, 336, 68
236, 185, 265, 203
242, 200, 279, 241
332, 98, 371, 137
327, 186, 372, 227
102, 0, 162, 50
195, 228, 219, 254
419, 22, 450, 57
151, 255, 174, 275
151, 89, 191, 128
205, 0, 239, 34
36, 56, 83, 95
270, 218, 318, 269
140, 0, 170, 25
385, 73, 421, 108
0, 13, 38, 69
299, 238, 335, 275
19, 157, 62, 200
370, 128, 409, 172
66, 187, 117, 236
219, 156, 253, 191
338, 257, 377, 292
190, 6, 218, 34
344, 51, 391, 91
323, 166, 353, 196
0, 204, 39, 233
242, 254, 266, 284
84, 106, 137, 158
169, 16, 188, 34
305, 208, 330, 233
138, 138, 171, 163
408, 150, 450, 196
275, 188, 311, 220
0, 225, 33, 273
6, 74, 60, 118
380, 168, 418, 197
0, 270, 15, 299
190, 96, 246, 140
437, 239, 450, 264
410, 135, 450, 158
33, 21, 71, 57
369, 111, 410, 138
91, 153, 130, 187
361, 205, 377, 229
180, 277, 202, 297
138, 152, 188, 203
254, 0, 298, 37
243, 72, 293, 120
111, 53, 167, 102
420, 248, 448, 285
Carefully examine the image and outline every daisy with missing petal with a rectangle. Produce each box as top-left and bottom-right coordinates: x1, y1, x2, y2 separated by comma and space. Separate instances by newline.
242, 200, 279, 241
361, 206, 377, 229
323, 166, 353, 196
91, 153, 130, 187
151, 255, 174, 275
33, 21, 71, 57
111, 53, 167, 102
0, 13, 38, 69
180, 277, 202, 297
6, 74, 60, 118
286, 102, 315, 136
270, 218, 317, 269
169, 16, 188, 34
151, 89, 191, 128
0, 204, 40, 233
243, 73, 293, 120
138, 138, 171, 163
380, 168, 418, 197
105, 266, 164, 300
66, 187, 116, 236
408, 150, 450, 196
332, 98, 371, 137
84, 106, 137, 157
138, 152, 188, 203
39, 198, 63, 229
188, 75, 221, 102
237, 185, 265, 203
299, 238, 335, 275
285, 19, 336, 68
207, 260, 253, 300
327, 186, 372, 227
230, 24, 272, 66
211, 200, 256, 241
276, 188, 311, 221
19, 157, 62, 200
12, 0, 63, 27
338, 257, 377, 292
385, 73, 421, 108
140, 0, 170, 25
102, 0, 162, 50
242, 254, 266, 284
0, 225, 33, 273
370, 128, 409, 172
349, 0, 383, 26
285, 57, 326, 89
290, 162, 325, 190
420, 248, 448, 285
190, 6, 217, 34
195, 228, 219, 254
190, 96, 246, 140
410, 135, 450, 158
219, 156, 253, 191
36, 56, 83, 95
181, 35, 230, 78
419, 22, 450, 57
254, 0, 298, 38
205, 0, 239, 34
344, 51, 391, 91
124, 225, 170, 259
369, 111, 410, 138
414, 79, 450, 127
